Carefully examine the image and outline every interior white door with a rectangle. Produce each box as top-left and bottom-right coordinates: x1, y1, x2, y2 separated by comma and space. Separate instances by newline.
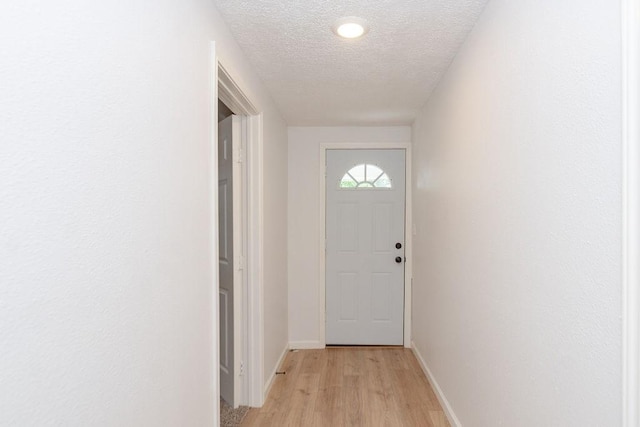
219, 115, 242, 408
326, 149, 406, 345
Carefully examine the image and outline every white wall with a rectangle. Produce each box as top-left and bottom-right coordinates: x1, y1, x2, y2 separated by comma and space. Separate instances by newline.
287, 127, 411, 347
0, 1, 287, 425
411, 1, 622, 426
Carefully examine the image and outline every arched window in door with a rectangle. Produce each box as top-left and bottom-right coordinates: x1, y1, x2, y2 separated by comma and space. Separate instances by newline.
339, 164, 392, 189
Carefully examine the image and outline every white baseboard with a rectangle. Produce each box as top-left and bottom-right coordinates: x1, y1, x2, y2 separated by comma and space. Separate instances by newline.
263, 344, 289, 400
289, 340, 324, 349
411, 341, 462, 427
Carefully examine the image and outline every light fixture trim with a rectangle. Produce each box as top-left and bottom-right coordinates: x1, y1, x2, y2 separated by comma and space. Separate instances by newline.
333, 16, 369, 39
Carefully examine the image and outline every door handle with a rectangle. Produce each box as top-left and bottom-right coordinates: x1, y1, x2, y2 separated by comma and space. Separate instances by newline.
395, 256, 402, 263
395, 242, 402, 249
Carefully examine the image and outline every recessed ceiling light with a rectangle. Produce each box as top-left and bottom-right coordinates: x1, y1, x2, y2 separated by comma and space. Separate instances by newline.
333, 17, 369, 39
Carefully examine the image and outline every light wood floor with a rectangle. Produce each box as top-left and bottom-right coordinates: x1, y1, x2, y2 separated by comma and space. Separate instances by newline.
241, 347, 450, 427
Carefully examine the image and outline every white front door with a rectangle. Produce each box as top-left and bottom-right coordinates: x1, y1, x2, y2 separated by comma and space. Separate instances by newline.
326, 149, 406, 345
219, 115, 242, 408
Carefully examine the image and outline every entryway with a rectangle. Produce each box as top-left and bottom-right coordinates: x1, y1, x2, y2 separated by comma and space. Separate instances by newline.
325, 149, 407, 345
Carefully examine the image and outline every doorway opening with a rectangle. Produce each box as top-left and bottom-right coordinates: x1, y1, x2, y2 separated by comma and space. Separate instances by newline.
213, 55, 265, 422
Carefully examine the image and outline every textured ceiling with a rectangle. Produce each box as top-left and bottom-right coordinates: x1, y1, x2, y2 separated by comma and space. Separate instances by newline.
213, 0, 489, 126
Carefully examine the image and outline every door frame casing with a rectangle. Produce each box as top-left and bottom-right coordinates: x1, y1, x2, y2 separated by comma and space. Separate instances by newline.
622, 0, 640, 425
319, 142, 413, 348
218, 65, 265, 409
211, 41, 266, 418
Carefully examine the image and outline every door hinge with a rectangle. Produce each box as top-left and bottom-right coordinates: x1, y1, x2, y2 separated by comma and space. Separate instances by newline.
237, 255, 245, 270
234, 147, 245, 164
240, 360, 245, 376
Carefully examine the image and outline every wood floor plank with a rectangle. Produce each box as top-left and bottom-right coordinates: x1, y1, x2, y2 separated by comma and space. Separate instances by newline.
342, 375, 365, 426
429, 410, 450, 427
319, 347, 344, 388
281, 373, 320, 426
343, 347, 365, 376
241, 348, 450, 427
300, 349, 326, 374
363, 349, 395, 412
